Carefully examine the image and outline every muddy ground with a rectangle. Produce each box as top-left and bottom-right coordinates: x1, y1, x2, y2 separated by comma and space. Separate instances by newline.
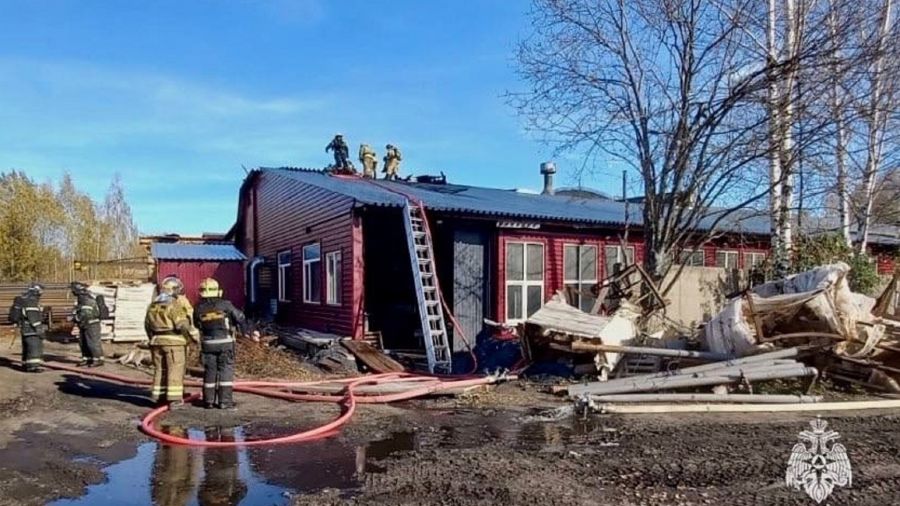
1, 329, 899, 505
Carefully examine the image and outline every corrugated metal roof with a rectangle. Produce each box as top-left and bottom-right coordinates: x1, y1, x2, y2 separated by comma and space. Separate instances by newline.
151, 243, 246, 261
265, 168, 772, 234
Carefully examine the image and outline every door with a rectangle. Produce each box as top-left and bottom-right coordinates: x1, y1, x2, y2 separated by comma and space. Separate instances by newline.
452, 229, 489, 352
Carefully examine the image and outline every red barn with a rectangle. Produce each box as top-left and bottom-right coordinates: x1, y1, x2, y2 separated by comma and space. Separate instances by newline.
150, 243, 247, 309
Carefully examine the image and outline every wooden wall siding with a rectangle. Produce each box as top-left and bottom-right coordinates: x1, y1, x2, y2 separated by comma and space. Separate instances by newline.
876, 251, 896, 275
248, 171, 361, 336
495, 229, 774, 323
495, 229, 646, 323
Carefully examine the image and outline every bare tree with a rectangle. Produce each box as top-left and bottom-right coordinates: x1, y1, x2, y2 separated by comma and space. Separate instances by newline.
511, 0, 844, 295
855, 0, 898, 252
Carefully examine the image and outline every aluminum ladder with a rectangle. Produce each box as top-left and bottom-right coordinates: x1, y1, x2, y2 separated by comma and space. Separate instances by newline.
401, 201, 452, 373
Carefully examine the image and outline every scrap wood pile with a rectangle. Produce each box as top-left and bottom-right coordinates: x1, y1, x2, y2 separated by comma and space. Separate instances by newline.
522, 261, 900, 411
521, 263, 677, 378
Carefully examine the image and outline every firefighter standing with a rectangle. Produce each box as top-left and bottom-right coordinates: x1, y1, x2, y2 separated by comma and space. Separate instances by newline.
383, 143, 402, 180
198, 427, 247, 505
194, 278, 252, 409
326, 133, 351, 169
359, 143, 378, 178
8, 283, 46, 372
163, 274, 194, 326
145, 277, 199, 407
70, 281, 109, 367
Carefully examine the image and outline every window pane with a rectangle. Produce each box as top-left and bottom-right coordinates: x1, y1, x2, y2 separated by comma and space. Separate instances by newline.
278, 250, 291, 266
526, 285, 543, 317
304, 244, 321, 261
604, 246, 619, 277
308, 260, 321, 302
580, 246, 597, 281
565, 283, 580, 308
506, 243, 524, 281
716, 251, 737, 269
564, 245, 578, 281
327, 252, 341, 304
580, 292, 597, 313
693, 251, 704, 266
624, 247, 635, 266
526, 244, 544, 281
506, 285, 523, 320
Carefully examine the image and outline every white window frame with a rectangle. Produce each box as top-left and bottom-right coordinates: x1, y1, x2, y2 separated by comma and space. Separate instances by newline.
604, 245, 635, 277
505, 241, 545, 323
715, 249, 739, 269
326, 250, 342, 306
277, 250, 292, 302
564, 244, 599, 312
679, 249, 705, 267
745, 252, 766, 269
302, 243, 322, 304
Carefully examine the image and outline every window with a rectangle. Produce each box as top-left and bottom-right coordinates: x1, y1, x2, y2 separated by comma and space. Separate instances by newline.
564, 244, 598, 313
604, 245, 635, 277
505, 242, 544, 322
745, 252, 766, 269
326, 250, 342, 305
302, 244, 321, 303
679, 249, 705, 267
715, 250, 739, 269
277, 250, 292, 302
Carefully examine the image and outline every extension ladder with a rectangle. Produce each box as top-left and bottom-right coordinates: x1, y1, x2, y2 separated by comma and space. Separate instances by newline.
401, 201, 452, 373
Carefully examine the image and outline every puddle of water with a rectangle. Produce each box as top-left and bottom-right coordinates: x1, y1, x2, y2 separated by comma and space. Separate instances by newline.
51, 410, 610, 505
50, 425, 417, 506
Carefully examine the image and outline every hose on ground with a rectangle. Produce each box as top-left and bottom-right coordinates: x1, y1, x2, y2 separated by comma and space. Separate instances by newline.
19, 360, 504, 448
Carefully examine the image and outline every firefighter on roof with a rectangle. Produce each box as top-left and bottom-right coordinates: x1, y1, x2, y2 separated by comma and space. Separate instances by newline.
326, 133, 351, 170
358, 143, 378, 178
70, 281, 109, 367
8, 283, 46, 372
194, 278, 255, 409
145, 276, 199, 408
383, 143, 402, 180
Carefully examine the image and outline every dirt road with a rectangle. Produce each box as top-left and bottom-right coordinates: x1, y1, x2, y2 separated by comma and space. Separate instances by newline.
1, 330, 899, 505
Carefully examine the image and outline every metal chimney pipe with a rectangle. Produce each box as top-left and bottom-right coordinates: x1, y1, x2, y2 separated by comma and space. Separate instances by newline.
540, 161, 556, 195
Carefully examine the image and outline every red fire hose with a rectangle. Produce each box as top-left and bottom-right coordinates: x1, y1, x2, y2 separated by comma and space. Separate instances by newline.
24, 360, 504, 448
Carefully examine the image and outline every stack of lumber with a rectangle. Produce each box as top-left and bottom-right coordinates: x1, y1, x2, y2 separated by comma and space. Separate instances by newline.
111, 283, 155, 342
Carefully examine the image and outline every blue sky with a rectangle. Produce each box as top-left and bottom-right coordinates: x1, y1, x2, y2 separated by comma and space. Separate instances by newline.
0, 0, 614, 234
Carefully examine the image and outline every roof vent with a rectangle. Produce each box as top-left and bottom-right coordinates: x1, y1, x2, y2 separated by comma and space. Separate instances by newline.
540, 162, 556, 195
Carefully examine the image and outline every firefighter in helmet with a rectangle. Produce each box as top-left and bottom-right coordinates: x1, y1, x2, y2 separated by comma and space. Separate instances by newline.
163, 274, 194, 326
194, 278, 254, 409
8, 283, 46, 372
382, 143, 402, 180
70, 281, 110, 367
145, 276, 199, 408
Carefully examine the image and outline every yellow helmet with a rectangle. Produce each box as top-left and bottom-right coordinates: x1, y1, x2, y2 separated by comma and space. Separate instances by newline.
199, 278, 222, 298
160, 276, 184, 295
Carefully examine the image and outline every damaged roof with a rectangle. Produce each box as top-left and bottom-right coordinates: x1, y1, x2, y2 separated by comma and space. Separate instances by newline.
151, 243, 246, 261
262, 167, 772, 234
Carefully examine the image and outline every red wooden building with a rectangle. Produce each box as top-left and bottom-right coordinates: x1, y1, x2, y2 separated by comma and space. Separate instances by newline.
233, 167, 787, 352
150, 242, 247, 309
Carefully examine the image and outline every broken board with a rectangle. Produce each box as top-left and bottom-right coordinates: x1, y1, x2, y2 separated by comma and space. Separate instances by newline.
341, 340, 406, 373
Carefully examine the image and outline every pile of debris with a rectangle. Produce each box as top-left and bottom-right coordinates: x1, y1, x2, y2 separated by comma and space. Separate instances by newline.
523, 261, 900, 411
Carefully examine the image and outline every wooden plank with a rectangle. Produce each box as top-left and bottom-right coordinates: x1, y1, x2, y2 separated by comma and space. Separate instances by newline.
341, 340, 406, 373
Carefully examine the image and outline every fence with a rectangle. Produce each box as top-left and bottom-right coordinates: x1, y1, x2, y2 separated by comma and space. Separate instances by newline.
0, 283, 75, 325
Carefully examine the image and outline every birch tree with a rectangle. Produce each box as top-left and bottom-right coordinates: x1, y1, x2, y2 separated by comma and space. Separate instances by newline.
855, 0, 897, 252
